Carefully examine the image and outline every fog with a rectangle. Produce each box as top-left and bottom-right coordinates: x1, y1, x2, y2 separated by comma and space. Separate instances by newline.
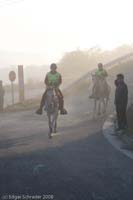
0, 44, 133, 85
1, 44, 133, 107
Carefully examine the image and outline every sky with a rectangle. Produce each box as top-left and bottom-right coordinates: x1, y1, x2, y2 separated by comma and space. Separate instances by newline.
0, 0, 133, 64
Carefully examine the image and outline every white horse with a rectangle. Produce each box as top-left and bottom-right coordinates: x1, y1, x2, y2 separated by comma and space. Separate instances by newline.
91, 74, 111, 119
45, 87, 59, 139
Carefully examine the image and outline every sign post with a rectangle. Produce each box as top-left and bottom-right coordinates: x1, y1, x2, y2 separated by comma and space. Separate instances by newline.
18, 65, 25, 103
11, 81, 14, 105
9, 71, 16, 105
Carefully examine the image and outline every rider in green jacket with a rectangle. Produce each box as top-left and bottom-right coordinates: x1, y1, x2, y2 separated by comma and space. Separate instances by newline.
36, 63, 67, 115
95, 63, 108, 79
90, 63, 108, 98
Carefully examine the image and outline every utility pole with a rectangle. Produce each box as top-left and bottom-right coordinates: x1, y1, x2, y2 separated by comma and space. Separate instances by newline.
18, 65, 25, 103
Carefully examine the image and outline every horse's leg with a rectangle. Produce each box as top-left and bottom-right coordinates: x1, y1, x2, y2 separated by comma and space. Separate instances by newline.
51, 114, 55, 134
99, 98, 106, 115
102, 98, 106, 114
48, 114, 52, 138
102, 97, 108, 115
98, 99, 101, 115
106, 97, 109, 112
55, 111, 59, 133
104, 85, 110, 114
93, 99, 97, 119
54, 121, 57, 133
53, 118, 57, 133
53, 111, 58, 133
105, 97, 109, 109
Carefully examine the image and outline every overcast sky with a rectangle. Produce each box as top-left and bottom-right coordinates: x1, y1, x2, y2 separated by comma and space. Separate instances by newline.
0, 0, 133, 64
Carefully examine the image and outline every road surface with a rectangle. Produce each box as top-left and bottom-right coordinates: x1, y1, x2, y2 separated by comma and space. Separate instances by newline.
0, 88, 133, 200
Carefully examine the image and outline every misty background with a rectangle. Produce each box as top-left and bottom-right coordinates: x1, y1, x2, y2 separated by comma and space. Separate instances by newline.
0, 0, 133, 106
1, 44, 133, 107
1, 45, 133, 84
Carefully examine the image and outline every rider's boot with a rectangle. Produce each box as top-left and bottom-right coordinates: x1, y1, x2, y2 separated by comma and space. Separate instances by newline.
60, 108, 68, 115
89, 94, 94, 99
36, 107, 43, 115
59, 98, 67, 115
36, 92, 46, 115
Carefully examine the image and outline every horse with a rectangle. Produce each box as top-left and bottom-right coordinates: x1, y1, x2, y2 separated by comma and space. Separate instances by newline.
91, 74, 111, 119
45, 87, 59, 139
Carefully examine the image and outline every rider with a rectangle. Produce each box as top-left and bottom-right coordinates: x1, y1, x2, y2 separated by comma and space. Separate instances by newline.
36, 63, 67, 115
90, 63, 108, 98
95, 63, 108, 79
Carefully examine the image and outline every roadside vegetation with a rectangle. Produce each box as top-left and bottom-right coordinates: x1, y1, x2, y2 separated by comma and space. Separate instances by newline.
4, 99, 39, 113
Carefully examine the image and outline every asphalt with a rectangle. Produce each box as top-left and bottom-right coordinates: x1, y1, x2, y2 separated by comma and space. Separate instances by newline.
0, 109, 133, 200
0, 76, 133, 200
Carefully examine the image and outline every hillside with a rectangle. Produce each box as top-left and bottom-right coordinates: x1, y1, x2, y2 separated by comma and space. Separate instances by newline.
64, 57, 133, 104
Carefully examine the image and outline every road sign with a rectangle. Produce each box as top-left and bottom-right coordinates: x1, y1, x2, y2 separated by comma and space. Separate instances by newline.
9, 71, 16, 82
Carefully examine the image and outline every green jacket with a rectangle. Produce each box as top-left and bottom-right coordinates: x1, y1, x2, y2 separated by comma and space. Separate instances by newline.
45, 71, 62, 87
95, 69, 108, 78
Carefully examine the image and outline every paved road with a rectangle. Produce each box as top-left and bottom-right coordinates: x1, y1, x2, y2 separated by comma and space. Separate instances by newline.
0, 89, 133, 200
